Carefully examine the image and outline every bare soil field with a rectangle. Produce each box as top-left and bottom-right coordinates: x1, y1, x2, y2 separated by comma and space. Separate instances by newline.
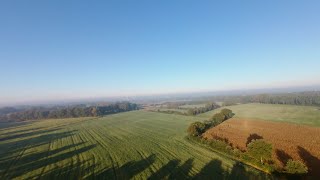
203, 118, 320, 176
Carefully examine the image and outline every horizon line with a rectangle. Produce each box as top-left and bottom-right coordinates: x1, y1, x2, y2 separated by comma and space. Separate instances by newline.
1, 83, 320, 108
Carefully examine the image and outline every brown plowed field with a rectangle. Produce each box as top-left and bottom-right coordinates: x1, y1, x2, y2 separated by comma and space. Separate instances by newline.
203, 118, 320, 176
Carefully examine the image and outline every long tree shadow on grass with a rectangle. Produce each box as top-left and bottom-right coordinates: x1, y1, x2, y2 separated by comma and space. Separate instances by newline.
194, 159, 226, 179
0, 129, 89, 179
0, 130, 78, 162
92, 154, 156, 180
3, 144, 97, 179
169, 158, 194, 179
92, 157, 194, 180
194, 160, 271, 180
297, 146, 320, 177
0, 121, 32, 130
148, 159, 181, 179
0, 142, 86, 166
0, 127, 62, 142
31, 158, 98, 180
0, 127, 43, 136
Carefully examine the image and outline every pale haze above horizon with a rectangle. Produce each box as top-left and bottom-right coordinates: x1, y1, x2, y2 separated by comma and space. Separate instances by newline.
1, 1, 320, 105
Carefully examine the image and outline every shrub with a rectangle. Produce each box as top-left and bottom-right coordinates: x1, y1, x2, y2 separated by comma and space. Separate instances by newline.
285, 159, 308, 174
247, 139, 272, 164
233, 148, 242, 158
187, 122, 206, 136
220, 108, 234, 119
212, 113, 225, 124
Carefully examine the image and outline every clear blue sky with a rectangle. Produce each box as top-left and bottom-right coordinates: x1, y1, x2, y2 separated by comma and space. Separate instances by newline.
1, 0, 320, 104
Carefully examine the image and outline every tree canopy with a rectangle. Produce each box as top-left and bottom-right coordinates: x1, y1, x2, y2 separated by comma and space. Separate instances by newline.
0, 102, 140, 121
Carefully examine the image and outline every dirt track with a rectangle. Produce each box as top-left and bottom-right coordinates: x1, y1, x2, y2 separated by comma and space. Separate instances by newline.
203, 118, 320, 176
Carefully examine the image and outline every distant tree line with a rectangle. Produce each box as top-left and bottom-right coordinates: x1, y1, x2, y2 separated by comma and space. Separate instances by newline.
0, 107, 21, 116
0, 102, 139, 121
150, 102, 220, 116
215, 91, 320, 106
186, 103, 220, 115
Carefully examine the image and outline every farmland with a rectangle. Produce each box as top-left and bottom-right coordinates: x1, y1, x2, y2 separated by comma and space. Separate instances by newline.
0, 111, 269, 179
179, 104, 207, 109
199, 103, 320, 127
193, 103, 320, 177
202, 118, 320, 176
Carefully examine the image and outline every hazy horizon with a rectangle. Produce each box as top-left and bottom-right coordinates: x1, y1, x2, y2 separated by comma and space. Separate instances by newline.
1, 83, 320, 107
1, 1, 320, 105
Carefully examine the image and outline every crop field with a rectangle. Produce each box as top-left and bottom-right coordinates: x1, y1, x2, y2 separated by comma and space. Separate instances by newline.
203, 118, 320, 177
199, 103, 320, 127
0, 111, 269, 180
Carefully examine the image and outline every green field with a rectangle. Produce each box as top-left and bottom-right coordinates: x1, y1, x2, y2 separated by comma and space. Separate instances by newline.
0, 111, 269, 179
199, 103, 320, 127
157, 108, 188, 113
179, 104, 207, 109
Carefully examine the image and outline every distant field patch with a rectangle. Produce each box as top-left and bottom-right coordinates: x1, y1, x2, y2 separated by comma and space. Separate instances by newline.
158, 108, 187, 113
199, 103, 320, 127
179, 104, 207, 109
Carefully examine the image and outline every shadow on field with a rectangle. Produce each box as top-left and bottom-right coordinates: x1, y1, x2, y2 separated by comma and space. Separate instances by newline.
0, 130, 77, 160
0, 121, 32, 130
92, 154, 156, 179
34, 159, 98, 180
276, 149, 292, 166
0, 127, 62, 142
194, 160, 268, 180
90, 156, 269, 180
0, 124, 271, 179
8, 144, 96, 179
246, 133, 263, 146
297, 146, 320, 177
0, 125, 98, 179
0, 127, 43, 136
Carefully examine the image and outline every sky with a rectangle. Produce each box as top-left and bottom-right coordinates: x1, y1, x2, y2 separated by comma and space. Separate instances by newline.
0, 0, 320, 105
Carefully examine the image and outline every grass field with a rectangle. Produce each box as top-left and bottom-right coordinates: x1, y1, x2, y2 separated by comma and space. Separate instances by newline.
157, 108, 188, 113
179, 104, 207, 109
199, 103, 320, 127
0, 111, 269, 179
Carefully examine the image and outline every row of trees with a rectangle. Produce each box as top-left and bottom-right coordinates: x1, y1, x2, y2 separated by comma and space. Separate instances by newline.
0, 107, 21, 115
186, 103, 220, 115
0, 102, 139, 121
187, 108, 234, 137
215, 91, 320, 106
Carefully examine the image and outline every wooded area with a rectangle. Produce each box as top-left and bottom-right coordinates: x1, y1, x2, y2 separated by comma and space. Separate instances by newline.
0, 102, 139, 121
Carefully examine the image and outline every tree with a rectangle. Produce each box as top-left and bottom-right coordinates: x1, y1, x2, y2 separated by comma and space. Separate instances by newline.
187, 122, 206, 136
187, 109, 195, 116
285, 160, 308, 174
247, 139, 272, 164
220, 108, 234, 119
211, 113, 225, 124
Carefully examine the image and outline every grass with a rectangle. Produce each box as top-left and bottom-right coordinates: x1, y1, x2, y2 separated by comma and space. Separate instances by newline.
157, 108, 188, 113
0, 111, 269, 179
179, 104, 207, 109
199, 103, 320, 127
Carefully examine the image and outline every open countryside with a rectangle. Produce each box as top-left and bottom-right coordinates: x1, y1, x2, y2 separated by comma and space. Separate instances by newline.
1, 0, 320, 179
0, 111, 269, 179
1, 102, 320, 179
